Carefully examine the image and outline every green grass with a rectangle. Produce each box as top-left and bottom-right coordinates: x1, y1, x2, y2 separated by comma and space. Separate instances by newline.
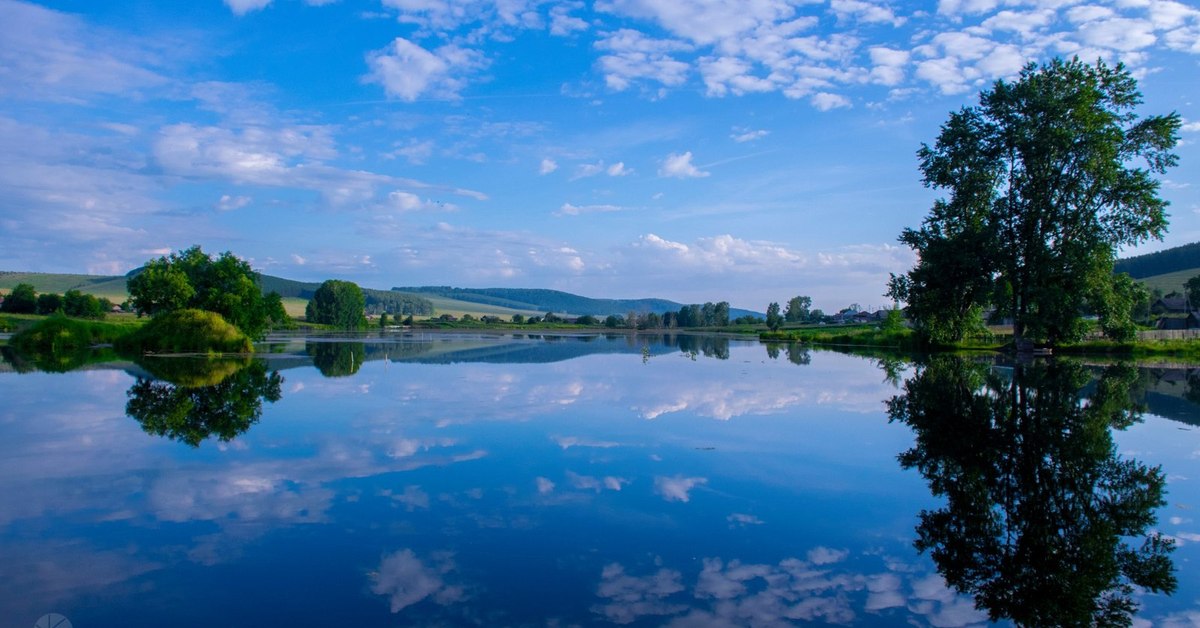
0, 271, 129, 300
761, 324, 924, 349
117, 309, 253, 354
1136, 267, 1200, 296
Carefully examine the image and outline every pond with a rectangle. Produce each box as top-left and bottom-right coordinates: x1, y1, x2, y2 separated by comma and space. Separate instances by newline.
1, 332, 1199, 627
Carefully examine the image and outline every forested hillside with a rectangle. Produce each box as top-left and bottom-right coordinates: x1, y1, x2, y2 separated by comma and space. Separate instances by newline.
1115, 242, 1200, 278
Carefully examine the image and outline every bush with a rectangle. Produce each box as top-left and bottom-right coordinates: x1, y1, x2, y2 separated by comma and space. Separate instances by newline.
118, 309, 253, 354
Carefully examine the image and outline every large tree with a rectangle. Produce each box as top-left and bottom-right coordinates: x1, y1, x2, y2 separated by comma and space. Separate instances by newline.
128, 246, 285, 338
889, 58, 1180, 346
306, 279, 367, 329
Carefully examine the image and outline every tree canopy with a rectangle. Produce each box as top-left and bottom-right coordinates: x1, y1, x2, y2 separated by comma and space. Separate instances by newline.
128, 246, 286, 339
888, 58, 1180, 346
306, 279, 367, 329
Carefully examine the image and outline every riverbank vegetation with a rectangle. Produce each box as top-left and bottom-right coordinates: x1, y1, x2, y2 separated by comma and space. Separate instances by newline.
888, 59, 1180, 349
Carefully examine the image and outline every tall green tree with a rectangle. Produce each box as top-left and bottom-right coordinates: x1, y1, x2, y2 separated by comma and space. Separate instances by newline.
128, 246, 285, 338
784, 295, 811, 323
1, 283, 38, 313
765, 302, 783, 331
306, 279, 367, 329
889, 58, 1180, 346
1186, 274, 1200, 311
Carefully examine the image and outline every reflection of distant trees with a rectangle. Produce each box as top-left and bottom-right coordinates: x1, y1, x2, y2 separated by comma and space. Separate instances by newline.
889, 357, 1175, 625
307, 341, 366, 377
126, 360, 283, 447
673, 335, 729, 360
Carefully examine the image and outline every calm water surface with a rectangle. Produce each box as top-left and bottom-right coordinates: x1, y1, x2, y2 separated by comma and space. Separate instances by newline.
1, 333, 1199, 627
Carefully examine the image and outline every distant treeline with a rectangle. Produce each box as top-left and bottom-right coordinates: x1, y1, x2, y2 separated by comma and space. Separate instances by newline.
256, 274, 433, 315
1114, 242, 1200, 279
396, 286, 761, 318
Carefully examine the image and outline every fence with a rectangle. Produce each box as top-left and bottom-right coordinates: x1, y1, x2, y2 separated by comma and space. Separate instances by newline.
1136, 329, 1200, 341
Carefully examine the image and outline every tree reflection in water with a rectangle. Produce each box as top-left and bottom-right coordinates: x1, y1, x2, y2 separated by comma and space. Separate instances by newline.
888, 357, 1176, 626
126, 359, 283, 447
307, 341, 366, 377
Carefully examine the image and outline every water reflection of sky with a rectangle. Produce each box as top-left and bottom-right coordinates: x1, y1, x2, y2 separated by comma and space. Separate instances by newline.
1, 335, 1198, 626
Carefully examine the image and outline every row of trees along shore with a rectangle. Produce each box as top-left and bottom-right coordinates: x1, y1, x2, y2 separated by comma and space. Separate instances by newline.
889, 58, 1181, 348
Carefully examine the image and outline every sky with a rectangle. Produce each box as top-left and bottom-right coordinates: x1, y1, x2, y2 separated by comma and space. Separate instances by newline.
0, 0, 1198, 312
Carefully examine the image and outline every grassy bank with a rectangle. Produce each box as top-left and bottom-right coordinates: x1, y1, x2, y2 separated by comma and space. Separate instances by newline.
760, 324, 1200, 361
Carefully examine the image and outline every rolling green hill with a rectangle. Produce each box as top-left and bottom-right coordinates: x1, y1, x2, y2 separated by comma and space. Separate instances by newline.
395, 286, 764, 319
0, 271, 129, 300
1113, 241, 1200, 296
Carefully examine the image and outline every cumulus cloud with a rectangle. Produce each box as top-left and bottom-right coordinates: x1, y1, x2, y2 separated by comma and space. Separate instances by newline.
215, 194, 252, 211
370, 549, 465, 613
364, 37, 486, 101
594, 28, 692, 91
658, 151, 709, 178
593, 563, 686, 624
539, 158, 558, 174
535, 476, 556, 494
654, 475, 708, 502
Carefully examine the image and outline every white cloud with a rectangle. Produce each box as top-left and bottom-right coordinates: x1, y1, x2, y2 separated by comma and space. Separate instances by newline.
807, 546, 849, 565
607, 161, 632, 176
370, 549, 464, 613
831, 0, 905, 26
215, 194, 252, 211
593, 563, 686, 624
595, 28, 692, 91
557, 202, 625, 216
364, 37, 485, 101
539, 158, 558, 174
658, 151, 709, 178
0, 1, 168, 101
535, 476, 555, 494
654, 475, 708, 502
811, 92, 851, 110
730, 127, 769, 142
550, 4, 589, 36
224, 0, 273, 15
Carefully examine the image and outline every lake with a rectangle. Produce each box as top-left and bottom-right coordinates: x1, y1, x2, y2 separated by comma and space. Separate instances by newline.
2, 332, 1199, 627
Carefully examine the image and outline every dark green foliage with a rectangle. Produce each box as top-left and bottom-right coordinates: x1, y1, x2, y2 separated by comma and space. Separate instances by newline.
128, 246, 280, 338
1114, 241, 1200, 278
784, 296, 811, 322
36, 292, 63, 314
1186, 274, 1200, 310
765, 302, 783, 331
10, 316, 131, 371
63, 289, 106, 319
891, 59, 1180, 346
307, 341, 365, 377
604, 314, 623, 328
576, 314, 598, 325
1, 283, 37, 313
118, 309, 253, 354
306, 279, 367, 329
889, 357, 1175, 625
126, 360, 283, 447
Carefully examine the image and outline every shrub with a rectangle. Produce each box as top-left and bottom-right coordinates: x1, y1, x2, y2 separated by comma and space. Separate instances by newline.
118, 309, 253, 354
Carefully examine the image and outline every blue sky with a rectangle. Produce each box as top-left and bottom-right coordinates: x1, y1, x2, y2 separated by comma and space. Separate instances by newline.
1, 0, 1198, 312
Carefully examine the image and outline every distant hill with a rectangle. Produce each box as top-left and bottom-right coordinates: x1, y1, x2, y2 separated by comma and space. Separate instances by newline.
1114, 241, 1200, 295
395, 286, 763, 319
1115, 242, 1200, 279
0, 271, 129, 300
2, 270, 763, 319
